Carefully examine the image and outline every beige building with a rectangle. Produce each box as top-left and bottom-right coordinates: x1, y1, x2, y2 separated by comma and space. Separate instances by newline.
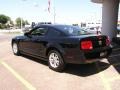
91, 0, 120, 40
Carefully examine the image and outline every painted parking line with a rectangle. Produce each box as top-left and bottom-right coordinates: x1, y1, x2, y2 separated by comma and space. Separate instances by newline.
112, 63, 120, 66
95, 62, 111, 90
99, 72, 111, 90
113, 47, 120, 51
96, 61, 120, 90
108, 76, 120, 82
0, 60, 36, 90
107, 63, 120, 82
109, 54, 120, 58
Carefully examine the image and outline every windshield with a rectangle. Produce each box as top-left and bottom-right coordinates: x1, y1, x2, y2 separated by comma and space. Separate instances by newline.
55, 25, 91, 36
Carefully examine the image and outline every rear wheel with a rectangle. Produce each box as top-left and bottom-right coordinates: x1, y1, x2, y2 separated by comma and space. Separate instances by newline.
48, 50, 65, 72
12, 42, 20, 55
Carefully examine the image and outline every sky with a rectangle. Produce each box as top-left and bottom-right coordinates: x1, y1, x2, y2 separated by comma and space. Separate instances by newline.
0, 0, 103, 24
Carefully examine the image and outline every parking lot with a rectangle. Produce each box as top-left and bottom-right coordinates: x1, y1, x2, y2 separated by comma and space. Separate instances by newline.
0, 34, 120, 90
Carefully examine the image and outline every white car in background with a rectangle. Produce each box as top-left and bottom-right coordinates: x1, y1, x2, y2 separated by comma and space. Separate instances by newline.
22, 25, 32, 33
85, 27, 101, 34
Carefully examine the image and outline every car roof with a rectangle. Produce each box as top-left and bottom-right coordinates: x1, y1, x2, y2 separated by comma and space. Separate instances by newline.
31, 24, 70, 35
34, 24, 71, 28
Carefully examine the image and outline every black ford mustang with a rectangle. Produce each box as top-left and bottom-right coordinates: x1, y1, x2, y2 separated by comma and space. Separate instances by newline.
11, 24, 112, 71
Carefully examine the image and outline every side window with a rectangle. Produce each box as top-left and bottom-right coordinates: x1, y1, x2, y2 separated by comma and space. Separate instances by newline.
31, 27, 48, 36
47, 28, 61, 37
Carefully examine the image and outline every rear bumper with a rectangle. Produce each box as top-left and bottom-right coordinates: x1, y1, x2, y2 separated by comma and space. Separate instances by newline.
64, 45, 112, 64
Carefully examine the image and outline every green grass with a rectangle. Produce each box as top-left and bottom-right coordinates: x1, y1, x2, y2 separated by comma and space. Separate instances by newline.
2, 32, 22, 35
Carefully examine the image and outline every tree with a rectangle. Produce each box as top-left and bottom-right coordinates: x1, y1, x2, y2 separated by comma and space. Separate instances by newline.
15, 17, 21, 28
10, 20, 14, 26
0, 14, 12, 29
0, 14, 10, 24
15, 18, 30, 28
24, 20, 29, 25
15, 17, 25, 28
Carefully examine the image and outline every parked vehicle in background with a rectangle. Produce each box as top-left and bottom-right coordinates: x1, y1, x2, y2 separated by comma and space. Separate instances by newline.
12, 24, 112, 72
85, 27, 101, 34
117, 27, 120, 34
22, 25, 31, 33
22, 27, 31, 33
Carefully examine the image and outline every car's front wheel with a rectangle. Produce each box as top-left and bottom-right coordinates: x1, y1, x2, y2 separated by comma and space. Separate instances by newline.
48, 50, 65, 72
12, 42, 20, 55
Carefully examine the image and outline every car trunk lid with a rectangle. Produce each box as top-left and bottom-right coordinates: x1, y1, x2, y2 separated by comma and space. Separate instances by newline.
80, 35, 109, 50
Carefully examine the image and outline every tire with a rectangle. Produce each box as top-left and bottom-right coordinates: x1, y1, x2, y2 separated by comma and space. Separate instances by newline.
48, 50, 66, 72
12, 42, 20, 55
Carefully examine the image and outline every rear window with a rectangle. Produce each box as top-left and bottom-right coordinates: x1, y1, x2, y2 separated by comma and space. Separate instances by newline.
55, 25, 91, 36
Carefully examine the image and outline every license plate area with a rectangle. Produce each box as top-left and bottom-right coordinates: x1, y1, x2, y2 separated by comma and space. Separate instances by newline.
100, 52, 107, 57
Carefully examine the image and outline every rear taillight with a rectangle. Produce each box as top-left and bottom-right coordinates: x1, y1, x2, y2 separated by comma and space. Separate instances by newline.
81, 40, 93, 50
106, 36, 110, 46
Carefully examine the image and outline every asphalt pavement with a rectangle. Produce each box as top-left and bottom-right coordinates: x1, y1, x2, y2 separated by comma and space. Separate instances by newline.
0, 34, 120, 90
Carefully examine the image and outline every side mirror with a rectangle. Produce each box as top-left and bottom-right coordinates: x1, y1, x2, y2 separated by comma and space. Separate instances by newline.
24, 32, 32, 38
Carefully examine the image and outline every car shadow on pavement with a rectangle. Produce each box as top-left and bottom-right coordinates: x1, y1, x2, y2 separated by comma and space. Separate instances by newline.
108, 56, 120, 74
109, 41, 120, 74
65, 61, 110, 77
21, 54, 110, 77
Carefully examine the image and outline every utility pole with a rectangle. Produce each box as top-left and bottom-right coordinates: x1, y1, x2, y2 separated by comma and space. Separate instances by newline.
21, 0, 27, 30
53, 0, 56, 24
53, 6, 56, 24
21, 18, 22, 30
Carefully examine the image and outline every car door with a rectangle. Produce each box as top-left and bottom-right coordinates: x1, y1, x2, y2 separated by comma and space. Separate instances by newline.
28, 26, 48, 57
19, 33, 33, 54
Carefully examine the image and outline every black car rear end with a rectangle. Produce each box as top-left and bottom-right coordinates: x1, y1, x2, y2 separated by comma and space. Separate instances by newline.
64, 35, 112, 64
81, 36, 112, 59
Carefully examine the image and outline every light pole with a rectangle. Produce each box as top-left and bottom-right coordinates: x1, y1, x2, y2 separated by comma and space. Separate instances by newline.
49, 0, 56, 24
53, 6, 56, 24
21, 18, 22, 30
21, 0, 27, 30
53, 0, 56, 24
